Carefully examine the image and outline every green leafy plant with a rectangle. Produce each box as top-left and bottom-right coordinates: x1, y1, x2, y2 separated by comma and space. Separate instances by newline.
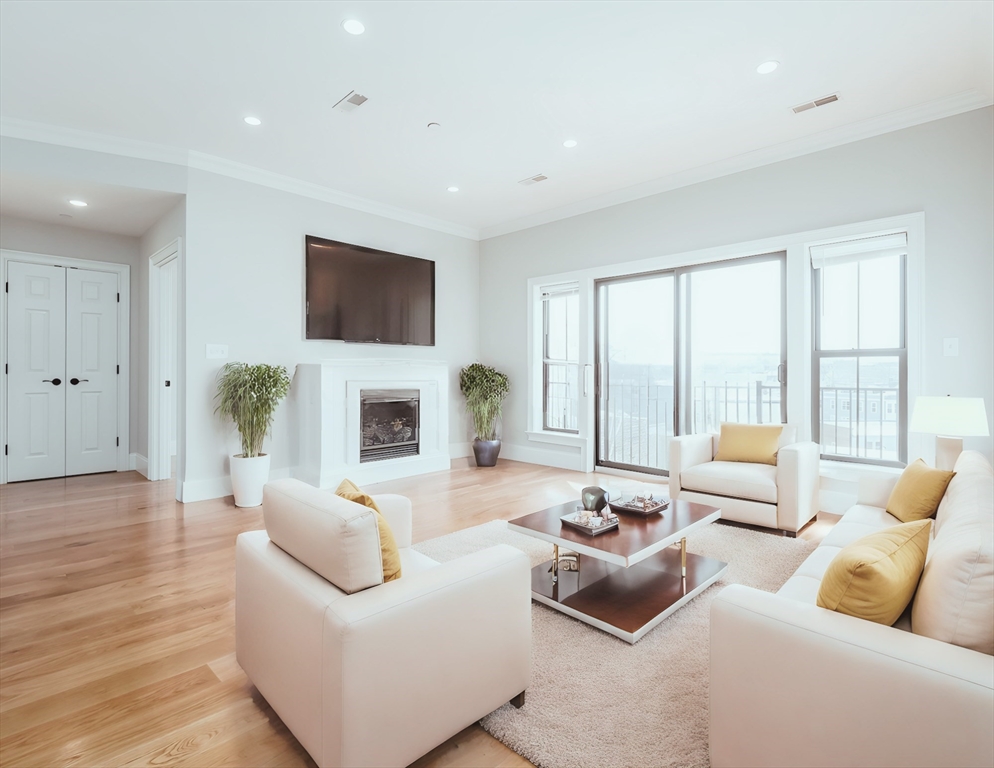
459, 363, 509, 441
214, 362, 291, 458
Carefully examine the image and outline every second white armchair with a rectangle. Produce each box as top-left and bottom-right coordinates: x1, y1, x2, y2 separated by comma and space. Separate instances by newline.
669, 425, 820, 535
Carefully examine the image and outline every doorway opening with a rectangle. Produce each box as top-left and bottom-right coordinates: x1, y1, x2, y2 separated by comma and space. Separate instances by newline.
147, 239, 181, 483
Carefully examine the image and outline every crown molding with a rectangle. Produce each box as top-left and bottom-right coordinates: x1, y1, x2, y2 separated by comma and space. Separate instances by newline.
0, 116, 189, 166
0, 117, 480, 241
4, 88, 990, 245
478, 90, 993, 240
184, 152, 479, 240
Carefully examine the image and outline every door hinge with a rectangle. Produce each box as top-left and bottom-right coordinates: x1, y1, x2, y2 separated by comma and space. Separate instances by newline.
4, 445, 7, 456
116, 437, 120, 447
117, 365, 120, 374
4, 281, 7, 293
117, 292, 120, 303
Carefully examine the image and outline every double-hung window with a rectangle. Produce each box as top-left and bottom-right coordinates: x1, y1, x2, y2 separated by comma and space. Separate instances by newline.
812, 233, 908, 465
542, 284, 580, 432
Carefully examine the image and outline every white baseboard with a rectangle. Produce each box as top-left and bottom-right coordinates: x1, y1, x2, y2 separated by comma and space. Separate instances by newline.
130, 453, 149, 479
499, 441, 583, 471
179, 466, 291, 504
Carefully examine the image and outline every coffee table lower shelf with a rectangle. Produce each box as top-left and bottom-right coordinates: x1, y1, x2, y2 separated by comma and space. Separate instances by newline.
529, 547, 727, 644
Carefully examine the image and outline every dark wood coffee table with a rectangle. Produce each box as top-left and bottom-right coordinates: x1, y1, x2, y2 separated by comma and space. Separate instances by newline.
508, 499, 726, 643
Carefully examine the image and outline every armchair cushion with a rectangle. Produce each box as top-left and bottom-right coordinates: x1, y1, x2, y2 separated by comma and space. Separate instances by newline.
714, 423, 783, 465
264, 479, 384, 594
682, 461, 778, 504
336, 478, 402, 582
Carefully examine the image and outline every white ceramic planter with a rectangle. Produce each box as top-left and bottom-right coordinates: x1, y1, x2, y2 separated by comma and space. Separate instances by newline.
230, 453, 271, 508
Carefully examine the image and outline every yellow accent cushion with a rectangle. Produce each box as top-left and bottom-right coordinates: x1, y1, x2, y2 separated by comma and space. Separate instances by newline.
713, 423, 783, 466
886, 459, 956, 523
817, 520, 931, 625
335, 479, 402, 583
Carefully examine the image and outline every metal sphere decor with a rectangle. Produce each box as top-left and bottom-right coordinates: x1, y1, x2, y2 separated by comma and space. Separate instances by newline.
581, 486, 610, 513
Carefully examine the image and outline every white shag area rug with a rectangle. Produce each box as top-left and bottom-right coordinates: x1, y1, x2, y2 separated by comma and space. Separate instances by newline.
414, 519, 816, 768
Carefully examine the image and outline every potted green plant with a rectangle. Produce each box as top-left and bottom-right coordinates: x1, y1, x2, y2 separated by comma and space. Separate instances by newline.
215, 362, 291, 507
459, 362, 509, 467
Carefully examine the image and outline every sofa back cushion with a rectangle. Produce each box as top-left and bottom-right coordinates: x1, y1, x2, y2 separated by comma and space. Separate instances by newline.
714, 423, 783, 466
911, 451, 994, 654
335, 478, 402, 582
263, 479, 384, 594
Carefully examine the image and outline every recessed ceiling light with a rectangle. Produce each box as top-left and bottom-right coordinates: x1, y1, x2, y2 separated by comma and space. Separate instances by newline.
68, 199, 88, 207
563, 139, 578, 148
447, 186, 459, 193
756, 61, 779, 75
342, 19, 365, 35
244, 116, 262, 126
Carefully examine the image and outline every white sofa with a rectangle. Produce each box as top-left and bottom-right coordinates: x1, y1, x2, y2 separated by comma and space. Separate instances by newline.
710, 451, 994, 768
235, 479, 532, 768
669, 425, 820, 534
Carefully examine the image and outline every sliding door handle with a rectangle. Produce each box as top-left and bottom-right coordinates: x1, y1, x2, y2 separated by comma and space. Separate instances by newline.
42, 378, 62, 386
70, 378, 89, 386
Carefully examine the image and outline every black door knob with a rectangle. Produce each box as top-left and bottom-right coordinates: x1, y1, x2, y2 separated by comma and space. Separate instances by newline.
70, 378, 86, 385
42, 378, 62, 386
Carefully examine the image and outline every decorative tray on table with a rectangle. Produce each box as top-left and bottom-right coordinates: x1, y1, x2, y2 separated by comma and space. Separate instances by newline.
560, 510, 620, 535
607, 494, 670, 517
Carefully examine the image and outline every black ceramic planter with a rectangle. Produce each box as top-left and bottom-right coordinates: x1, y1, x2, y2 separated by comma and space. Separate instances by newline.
473, 439, 501, 467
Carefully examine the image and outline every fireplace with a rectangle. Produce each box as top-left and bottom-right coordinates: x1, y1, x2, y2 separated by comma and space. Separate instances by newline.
360, 389, 420, 463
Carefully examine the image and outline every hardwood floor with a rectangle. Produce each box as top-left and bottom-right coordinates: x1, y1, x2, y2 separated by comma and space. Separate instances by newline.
0, 462, 837, 767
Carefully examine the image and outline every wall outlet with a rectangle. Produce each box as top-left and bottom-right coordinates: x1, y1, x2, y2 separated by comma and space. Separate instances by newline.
943, 338, 959, 357
206, 343, 229, 359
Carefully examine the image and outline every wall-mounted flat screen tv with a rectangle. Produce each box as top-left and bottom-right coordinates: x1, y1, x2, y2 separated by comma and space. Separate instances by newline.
305, 235, 435, 345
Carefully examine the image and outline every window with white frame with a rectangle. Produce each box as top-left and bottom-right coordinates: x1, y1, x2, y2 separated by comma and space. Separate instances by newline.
812, 233, 907, 466
542, 284, 579, 432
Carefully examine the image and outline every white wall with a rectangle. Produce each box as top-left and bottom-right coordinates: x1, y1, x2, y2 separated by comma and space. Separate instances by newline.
180, 171, 480, 501
0, 214, 144, 453
138, 199, 186, 461
480, 107, 994, 462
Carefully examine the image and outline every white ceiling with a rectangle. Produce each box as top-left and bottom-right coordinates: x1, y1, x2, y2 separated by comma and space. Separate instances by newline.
0, 172, 183, 237
1, 1, 991, 239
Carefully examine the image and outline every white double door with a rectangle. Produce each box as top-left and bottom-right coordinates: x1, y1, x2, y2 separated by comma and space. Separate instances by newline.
6, 261, 120, 482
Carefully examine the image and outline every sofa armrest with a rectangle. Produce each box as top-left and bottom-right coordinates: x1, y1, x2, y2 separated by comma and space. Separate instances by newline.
322, 544, 532, 768
857, 474, 901, 508
371, 493, 412, 548
775, 441, 820, 532
669, 433, 714, 498
710, 584, 994, 768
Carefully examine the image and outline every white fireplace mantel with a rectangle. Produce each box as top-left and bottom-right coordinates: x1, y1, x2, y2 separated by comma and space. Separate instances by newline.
290, 360, 450, 487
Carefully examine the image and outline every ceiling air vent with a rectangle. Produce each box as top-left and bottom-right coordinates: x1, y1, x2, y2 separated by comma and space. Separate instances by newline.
793, 93, 839, 114
518, 174, 548, 186
333, 91, 368, 113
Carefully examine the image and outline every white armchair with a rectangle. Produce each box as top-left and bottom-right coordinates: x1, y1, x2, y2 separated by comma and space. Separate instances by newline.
669, 426, 820, 534
236, 479, 532, 768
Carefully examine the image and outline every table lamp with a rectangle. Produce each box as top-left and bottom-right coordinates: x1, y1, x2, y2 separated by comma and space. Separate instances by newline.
909, 396, 990, 470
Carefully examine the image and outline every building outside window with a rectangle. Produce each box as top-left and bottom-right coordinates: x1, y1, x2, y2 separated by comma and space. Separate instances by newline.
812, 232, 908, 465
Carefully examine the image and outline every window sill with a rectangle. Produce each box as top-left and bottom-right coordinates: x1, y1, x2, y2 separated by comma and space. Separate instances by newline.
819, 459, 903, 483
526, 430, 586, 448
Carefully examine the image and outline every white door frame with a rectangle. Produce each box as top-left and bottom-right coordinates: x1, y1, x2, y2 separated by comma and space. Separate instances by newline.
1, 248, 131, 485
147, 238, 181, 483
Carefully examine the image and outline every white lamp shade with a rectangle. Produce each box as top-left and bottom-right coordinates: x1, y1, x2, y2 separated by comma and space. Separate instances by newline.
909, 396, 990, 437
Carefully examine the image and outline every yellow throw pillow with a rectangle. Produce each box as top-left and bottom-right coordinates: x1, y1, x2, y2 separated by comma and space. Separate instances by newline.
817, 520, 931, 625
335, 479, 402, 583
886, 459, 956, 523
713, 423, 784, 466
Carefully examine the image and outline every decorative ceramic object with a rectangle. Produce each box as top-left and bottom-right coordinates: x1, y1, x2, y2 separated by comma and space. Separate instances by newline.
581, 486, 610, 512
472, 438, 501, 467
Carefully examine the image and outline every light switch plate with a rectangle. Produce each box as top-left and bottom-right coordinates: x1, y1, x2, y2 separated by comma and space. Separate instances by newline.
943, 338, 959, 357
206, 343, 229, 359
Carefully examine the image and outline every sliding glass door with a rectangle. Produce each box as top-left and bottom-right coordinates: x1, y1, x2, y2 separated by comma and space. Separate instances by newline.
596, 273, 675, 473
595, 253, 785, 475
687, 256, 786, 433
